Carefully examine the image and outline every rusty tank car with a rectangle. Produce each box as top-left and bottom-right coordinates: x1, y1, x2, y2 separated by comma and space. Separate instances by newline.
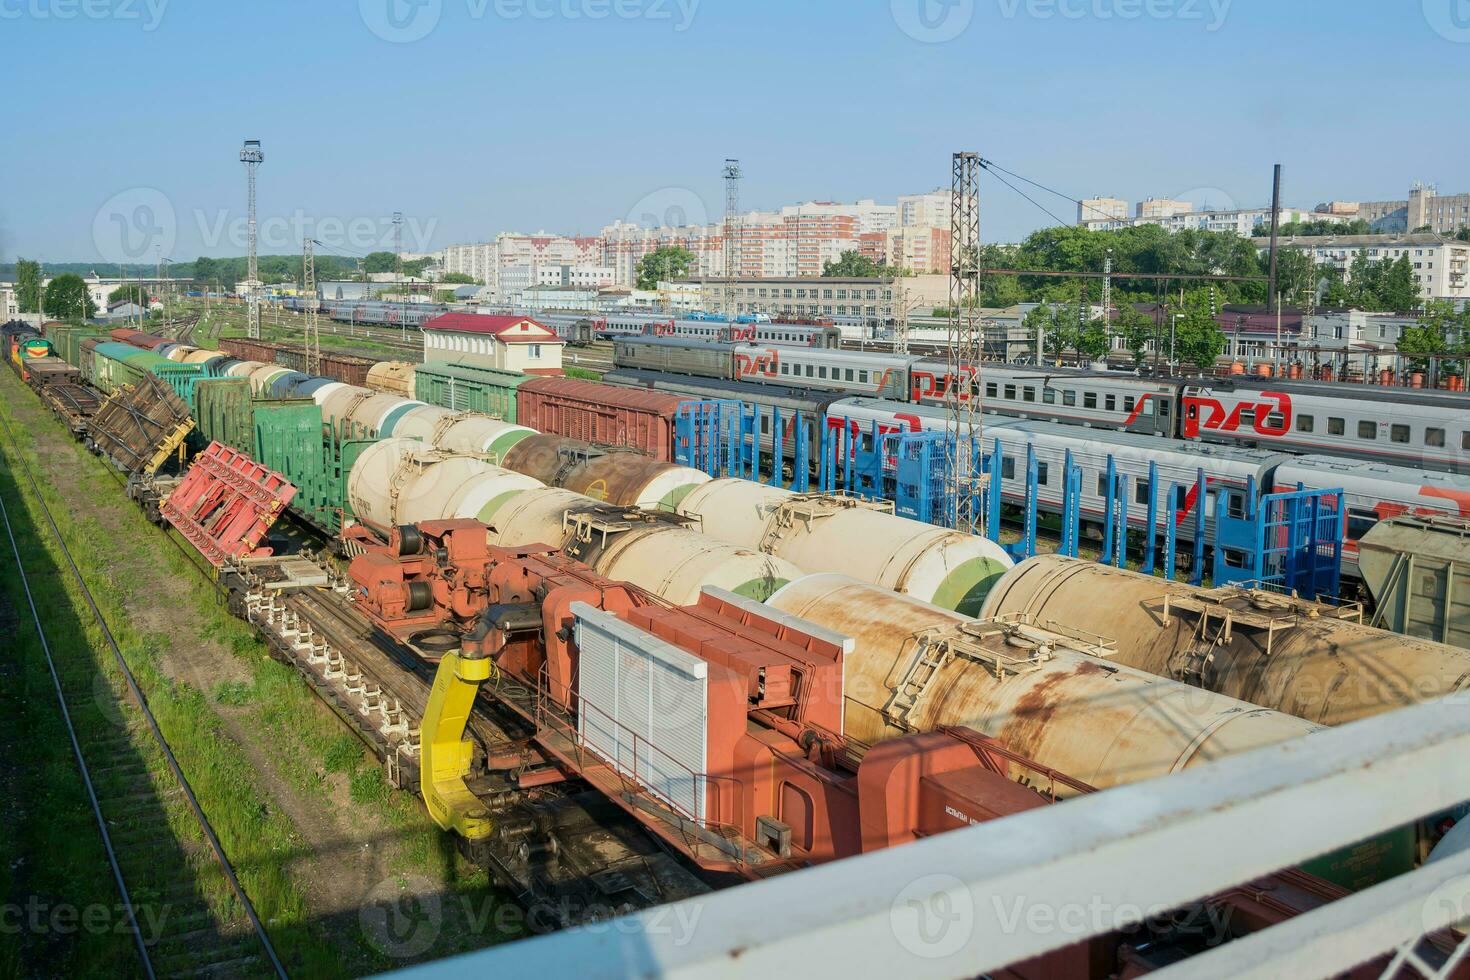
980, 554, 1470, 726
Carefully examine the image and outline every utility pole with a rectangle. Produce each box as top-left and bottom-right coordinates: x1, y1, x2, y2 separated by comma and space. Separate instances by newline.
947, 151, 984, 535
1101, 248, 1113, 358
394, 211, 406, 341
722, 159, 742, 320
303, 237, 320, 376
1267, 162, 1282, 314
240, 139, 265, 339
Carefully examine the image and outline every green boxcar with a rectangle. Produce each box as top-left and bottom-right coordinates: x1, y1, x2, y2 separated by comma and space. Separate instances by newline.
47, 326, 106, 368
250, 398, 374, 535
414, 361, 526, 422
88, 342, 150, 394
194, 379, 257, 454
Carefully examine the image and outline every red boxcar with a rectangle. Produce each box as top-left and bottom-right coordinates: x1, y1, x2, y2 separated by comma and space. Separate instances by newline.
515, 377, 684, 461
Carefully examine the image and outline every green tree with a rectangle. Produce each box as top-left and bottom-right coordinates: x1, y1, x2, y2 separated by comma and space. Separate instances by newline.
1271, 249, 1316, 307
441, 272, 479, 285
108, 284, 150, 308
1320, 265, 1352, 307
363, 251, 399, 274
1115, 304, 1155, 367
635, 246, 695, 290
1378, 255, 1421, 312
1024, 302, 1077, 364
14, 258, 41, 313
1170, 290, 1227, 373
42, 273, 96, 320
1399, 300, 1464, 382
1074, 316, 1110, 363
822, 250, 882, 278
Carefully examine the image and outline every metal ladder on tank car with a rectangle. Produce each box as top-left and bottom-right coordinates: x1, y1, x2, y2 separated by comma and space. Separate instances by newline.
881, 621, 1057, 731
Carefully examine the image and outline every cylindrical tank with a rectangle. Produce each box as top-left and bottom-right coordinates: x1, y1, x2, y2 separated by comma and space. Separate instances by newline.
346, 439, 543, 528
249, 365, 290, 394
488, 486, 801, 603
677, 479, 1013, 615
378, 399, 428, 437
309, 381, 348, 406
980, 555, 1470, 726
183, 348, 225, 365
225, 360, 268, 379
596, 527, 797, 603
345, 391, 413, 437
365, 360, 417, 397
268, 371, 310, 398
499, 435, 709, 510
164, 345, 197, 362
392, 405, 535, 459
320, 385, 376, 434
294, 377, 336, 398
769, 574, 1323, 790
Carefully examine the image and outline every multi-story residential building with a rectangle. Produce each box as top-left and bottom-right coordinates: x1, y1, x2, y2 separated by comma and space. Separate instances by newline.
1082, 205, 1345, 236
1352, 184, 1470, 235
1251, 233, 1470, 304
1078, 197, 1129, 224
898, 189, 954, 228
1136, 197, 1193, 220
441, 242, 496, 284
684, 274, 951, 325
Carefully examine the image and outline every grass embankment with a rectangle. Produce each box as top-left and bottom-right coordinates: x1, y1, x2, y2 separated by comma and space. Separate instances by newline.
0, 369, 518, 975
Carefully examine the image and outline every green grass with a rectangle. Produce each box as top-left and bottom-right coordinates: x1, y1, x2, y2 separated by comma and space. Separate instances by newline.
0, 366, 522, 971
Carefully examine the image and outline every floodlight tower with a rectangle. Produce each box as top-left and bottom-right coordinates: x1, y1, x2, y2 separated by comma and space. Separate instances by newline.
722, 159, 741, 318
240, 139, 265, 339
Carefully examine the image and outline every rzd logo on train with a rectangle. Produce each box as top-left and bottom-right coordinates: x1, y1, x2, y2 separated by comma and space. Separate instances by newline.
1183, 392, 1292, 438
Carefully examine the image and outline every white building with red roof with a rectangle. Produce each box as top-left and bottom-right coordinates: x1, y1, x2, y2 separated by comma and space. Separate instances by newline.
421, 313, 564, 375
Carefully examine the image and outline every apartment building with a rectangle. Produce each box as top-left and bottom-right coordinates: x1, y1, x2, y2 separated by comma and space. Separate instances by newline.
1251, 233, 1470, 303
685, 274, 951, 324
1078, 197, 1129, 223
1353, 184, 1470, 235
1083, 205, 1339, 236
1136, 197, 1193, 219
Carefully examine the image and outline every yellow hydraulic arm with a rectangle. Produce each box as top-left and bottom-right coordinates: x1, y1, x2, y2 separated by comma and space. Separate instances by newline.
420, 649, 494, 839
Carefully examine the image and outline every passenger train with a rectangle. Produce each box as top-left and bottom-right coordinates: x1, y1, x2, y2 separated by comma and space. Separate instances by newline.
598, 364, 1470, 581
535, 312, 843, 348
611, 336, 1470, 473
824, 398, 1470, 580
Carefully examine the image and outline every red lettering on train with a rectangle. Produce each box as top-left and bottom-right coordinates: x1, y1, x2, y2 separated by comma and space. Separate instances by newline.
910, 365, 976, 402
1121, 393, 1154, 427
1182, 392, 1292, 438
734, 347, 780, 379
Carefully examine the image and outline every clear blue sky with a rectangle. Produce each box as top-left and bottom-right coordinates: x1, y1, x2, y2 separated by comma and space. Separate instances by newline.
2, 0, 1465, 264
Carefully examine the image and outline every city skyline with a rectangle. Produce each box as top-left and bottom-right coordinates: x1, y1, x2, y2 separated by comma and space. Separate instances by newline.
2, 1, 1467, 263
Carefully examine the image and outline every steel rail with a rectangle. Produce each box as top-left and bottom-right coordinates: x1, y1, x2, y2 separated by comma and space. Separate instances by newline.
0, 408, 288, 980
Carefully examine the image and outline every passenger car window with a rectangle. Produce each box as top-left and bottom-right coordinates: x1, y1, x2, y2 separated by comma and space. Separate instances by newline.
1427, 428, 1445, 448
1358, 420, 1377, 440
1083, 392, 1097, 409
1390, 424, 1410, 444
1043, 389, 1056, 405
1297, 414, 1314, 433
1063, 391, 1077, 407
1328, 417, 1345, 435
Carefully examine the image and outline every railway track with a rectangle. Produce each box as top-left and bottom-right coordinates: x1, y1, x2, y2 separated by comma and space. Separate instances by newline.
0, 410, 287, 980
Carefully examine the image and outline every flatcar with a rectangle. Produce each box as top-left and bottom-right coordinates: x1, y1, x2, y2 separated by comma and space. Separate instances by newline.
824, 396, 1470, 579
601, 368, 839, 468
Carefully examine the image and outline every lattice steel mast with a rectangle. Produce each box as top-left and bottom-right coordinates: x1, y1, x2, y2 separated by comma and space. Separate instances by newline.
723, 159, 742, 318
303, 237, 320, 376
239, 139, 264, 339
946, 152, 984, 534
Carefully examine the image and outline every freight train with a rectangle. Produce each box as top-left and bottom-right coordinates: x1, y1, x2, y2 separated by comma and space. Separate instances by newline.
612, 336, 1470, 473
19, 324, 1470, 960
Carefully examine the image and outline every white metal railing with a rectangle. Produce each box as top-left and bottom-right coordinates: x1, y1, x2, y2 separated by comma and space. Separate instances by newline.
390, 693, 1470, 980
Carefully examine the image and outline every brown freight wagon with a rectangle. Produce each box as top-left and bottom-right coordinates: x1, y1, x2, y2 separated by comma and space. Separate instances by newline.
219, 337, 285, 363
515, 376, 684, 461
